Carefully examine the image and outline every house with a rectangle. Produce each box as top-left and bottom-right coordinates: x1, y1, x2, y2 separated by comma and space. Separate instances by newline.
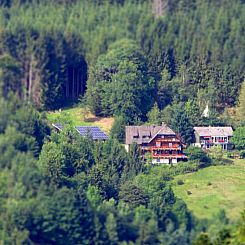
52, 124, 108, 141
125, 124, 187, 164
193, 126, 233, 150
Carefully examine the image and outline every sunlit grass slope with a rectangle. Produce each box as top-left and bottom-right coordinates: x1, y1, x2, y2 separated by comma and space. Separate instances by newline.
172, 159, 245, 220
46, 106, 114, 134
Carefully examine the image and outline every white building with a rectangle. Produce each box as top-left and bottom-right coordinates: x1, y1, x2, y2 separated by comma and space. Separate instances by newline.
193, 126, 233, 150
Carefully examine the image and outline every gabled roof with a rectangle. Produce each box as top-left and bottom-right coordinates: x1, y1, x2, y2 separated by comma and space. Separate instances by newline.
194, 126, 233, 137
125, 124, 176, 145
52, 124, 108, 140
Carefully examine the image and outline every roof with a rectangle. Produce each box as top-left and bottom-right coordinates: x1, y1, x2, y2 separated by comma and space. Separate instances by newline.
125, 124, 176, 145
52, 124, 108, 140
194, 126, 233, 137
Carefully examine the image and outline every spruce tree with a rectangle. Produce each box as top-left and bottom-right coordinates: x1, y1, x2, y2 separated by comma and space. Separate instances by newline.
171, 105, 194, 145
147, 102, 161, 125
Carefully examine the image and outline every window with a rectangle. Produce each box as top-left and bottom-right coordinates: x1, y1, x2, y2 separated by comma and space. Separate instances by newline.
156, 142, 161, 147
157, 158, 160, 163
169, 143, 172, 147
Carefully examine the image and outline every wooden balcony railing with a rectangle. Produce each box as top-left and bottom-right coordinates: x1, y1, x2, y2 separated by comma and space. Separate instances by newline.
155, 138, 180, 142
201, 140, 228, 144
152, 154, 187, 158
152, 146, 181, 150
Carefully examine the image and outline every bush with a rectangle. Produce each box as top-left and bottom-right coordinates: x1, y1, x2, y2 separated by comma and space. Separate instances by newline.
240, 150, 245, 158
184, 146, 211, 166
186, 190, 192, 195
208, 145, 224, 161
212, 158, 233, 166
177, 179, 184, 185
207, 182, 212, 186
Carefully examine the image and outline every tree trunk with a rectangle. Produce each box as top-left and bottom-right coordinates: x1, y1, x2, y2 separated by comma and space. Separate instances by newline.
28, 54, 33, 102
152, 0, 168, 17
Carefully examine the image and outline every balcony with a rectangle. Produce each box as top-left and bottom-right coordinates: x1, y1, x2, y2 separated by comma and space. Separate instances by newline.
156, 138, 180, 142
152, 146, 181, 150
152, 154, 187, 158
201, 140, 228, 144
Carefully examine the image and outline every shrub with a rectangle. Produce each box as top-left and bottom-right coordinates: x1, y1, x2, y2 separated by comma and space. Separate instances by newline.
207, 182, 212, 186
184, 146, 211, 166
177, 179, 184, 185
240, 150, 245, 158
208, 145, 224, 161
186, 190, 192, 195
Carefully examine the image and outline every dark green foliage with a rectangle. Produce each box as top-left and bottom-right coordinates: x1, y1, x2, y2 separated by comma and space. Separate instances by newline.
110, 116, 127, 143
193, 233, 212, 245
122, 142, 143, 180
86, 39, 154, 123
232, 126, 245, 150
11, 188, 95, 245
119, 182, 149, 208
184, 146, 211, 165
0, 127, 38, 168
177, 179, 184, 185
147, 102, 162, 125
137, 218, 161, 245
0, 29, 87, 109
156, 69, 174, 109
184, 99, 202, 125
39, 127, 96, 187
171, 104, 194, 145
240, 150, 245, 158
0, 0, 244, 244
11, 105, 50, 151
0, 0, 243, 110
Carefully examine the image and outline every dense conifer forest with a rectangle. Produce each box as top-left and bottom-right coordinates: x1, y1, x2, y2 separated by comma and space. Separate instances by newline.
0, 0, 244, 244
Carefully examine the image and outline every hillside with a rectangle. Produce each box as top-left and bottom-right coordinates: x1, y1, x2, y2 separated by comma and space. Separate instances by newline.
47, 107, 114, 134
172, 159, 245, 220
0, 0, 244, 244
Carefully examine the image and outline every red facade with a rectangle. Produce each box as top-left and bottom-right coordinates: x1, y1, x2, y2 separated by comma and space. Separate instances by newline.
141, 135, 187, 162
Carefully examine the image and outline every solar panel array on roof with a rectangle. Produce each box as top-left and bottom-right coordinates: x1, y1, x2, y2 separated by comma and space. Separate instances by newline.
52, 124, 108, 141
52, 124, 64, 131
76, 126, 108, 140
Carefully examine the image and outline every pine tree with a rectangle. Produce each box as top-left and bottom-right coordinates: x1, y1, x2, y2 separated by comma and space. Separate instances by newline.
105, 213, 118, 245
147, 102, 162, 125
172, 105, 194, 145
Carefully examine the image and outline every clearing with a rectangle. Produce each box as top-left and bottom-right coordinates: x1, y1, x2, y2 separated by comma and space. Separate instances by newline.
172, 159, 245, 220
46, 106, 114, 134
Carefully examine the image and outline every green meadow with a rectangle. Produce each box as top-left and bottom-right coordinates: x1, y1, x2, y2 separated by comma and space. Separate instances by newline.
172, 159, 245, 220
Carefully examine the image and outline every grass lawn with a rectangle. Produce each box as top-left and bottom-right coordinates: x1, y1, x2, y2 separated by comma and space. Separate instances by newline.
172, 159, 245, 220
46, 106, 114, 134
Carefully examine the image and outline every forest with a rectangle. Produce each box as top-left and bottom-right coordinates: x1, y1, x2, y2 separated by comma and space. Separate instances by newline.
0, 0, 244, 244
